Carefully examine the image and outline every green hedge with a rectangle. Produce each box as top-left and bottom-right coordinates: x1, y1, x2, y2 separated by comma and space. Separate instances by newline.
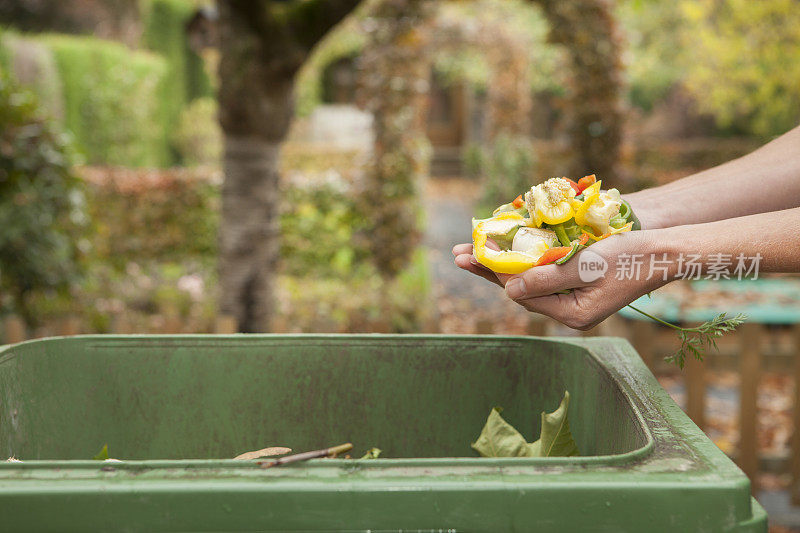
143, 0, 214, 163
0, 70, 84, 323
39, 34, 170, 167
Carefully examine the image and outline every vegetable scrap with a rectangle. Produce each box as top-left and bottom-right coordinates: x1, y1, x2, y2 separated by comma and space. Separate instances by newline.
471, 175, 636, 274
472, 175, 746, 367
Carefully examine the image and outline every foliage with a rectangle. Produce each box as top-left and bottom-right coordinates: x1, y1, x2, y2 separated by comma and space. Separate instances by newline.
0, 31, 64, 121
680, 0, 800, 138
294, 19, 366, 117
280, 180, 371, 279
79, 167, 219, 269
469, 133, 537, 218
358, 0, 432, 279
627, 304, 748, 369
535, 0, 624, 178
434, 0, 563, 94
142, 0, 214, 162
173, 97, 222, 167
39, 34, 169, 166
617, 0, 684, 112
472, 391, 579, 458
276, 248, 432, 334
0, 73, 84, 323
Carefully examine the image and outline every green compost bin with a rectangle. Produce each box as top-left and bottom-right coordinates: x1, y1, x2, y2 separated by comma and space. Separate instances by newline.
0, 334, 766, 532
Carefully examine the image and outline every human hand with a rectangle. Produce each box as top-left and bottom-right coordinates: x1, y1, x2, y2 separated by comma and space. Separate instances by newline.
453, 230, 676, 330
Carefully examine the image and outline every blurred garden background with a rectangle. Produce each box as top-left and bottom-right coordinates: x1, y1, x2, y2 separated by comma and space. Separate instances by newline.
1, 0, 799, 529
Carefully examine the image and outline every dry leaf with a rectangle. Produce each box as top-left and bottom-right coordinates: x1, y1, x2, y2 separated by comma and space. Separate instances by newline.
234, 447, 291, 460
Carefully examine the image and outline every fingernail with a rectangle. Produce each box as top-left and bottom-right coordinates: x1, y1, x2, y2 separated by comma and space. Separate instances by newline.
469, 256, 480, 266
505, 278, 526, 299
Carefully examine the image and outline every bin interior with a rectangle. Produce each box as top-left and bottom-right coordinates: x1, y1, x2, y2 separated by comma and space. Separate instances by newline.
0, 336, 648, 461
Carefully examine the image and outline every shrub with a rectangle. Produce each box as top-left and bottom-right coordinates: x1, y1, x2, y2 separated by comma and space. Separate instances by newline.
40, 34, 169, 166
79, 167, 220, 269
143, 0, 214, 163
0, 72, 85, 323
173, 97, 222, 167
280, 173, 371, 279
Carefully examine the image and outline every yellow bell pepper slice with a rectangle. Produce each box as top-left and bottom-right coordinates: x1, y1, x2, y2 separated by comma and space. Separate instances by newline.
574, 192, 600, 229
537, 201, 574, 225
581, 180, 602, 198
472, 213, 548, 274
581, 221, 633, 241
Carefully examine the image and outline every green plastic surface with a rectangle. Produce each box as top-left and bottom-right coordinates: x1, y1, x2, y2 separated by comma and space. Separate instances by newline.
619, 278, 800, 324
0, 335, 766, 532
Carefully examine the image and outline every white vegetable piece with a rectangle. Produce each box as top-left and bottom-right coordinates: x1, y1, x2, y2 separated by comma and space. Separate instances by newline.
512, 227, 558, 256
585, 188, 622, 235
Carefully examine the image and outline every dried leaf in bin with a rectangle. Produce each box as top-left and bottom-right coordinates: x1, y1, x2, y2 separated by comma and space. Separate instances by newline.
234, 447, 292, 460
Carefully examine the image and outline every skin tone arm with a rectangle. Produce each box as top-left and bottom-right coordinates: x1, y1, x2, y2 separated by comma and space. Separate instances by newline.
626, 125, 800, 230
452, 125, 800, 329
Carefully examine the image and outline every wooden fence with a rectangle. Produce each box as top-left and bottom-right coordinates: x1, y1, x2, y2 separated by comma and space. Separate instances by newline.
2, 313, 798, 502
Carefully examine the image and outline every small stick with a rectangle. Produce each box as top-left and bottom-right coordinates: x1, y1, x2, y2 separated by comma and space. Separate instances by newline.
258, 443, 353, 469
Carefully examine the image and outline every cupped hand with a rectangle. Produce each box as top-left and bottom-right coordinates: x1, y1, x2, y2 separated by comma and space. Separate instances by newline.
453, 230, 675, 330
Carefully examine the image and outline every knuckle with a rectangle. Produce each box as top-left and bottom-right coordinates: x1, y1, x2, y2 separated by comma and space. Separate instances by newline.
524, 268, 553, 294
566, 308, 594, 330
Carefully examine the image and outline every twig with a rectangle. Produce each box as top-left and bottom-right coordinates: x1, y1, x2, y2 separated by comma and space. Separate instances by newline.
257, 443, 353, 469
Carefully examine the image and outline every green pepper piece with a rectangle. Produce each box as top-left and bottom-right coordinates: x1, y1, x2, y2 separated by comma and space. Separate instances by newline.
552, 224, 572, 247
492, 225, 521, 250
621, 199, 642, 231
555, 242, 585, 265
562, 220, 582, 241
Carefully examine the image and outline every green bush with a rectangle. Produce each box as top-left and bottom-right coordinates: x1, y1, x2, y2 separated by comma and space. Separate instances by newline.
173, 97, 222, 167
80, 167, 219, 269
680, 0, 800, 138
277, 248, 433, 333
280, 180, 372, 279
40, 34, 169, 166
143, 0, 214, 162
0, 31, 64, 120
0, 72, 85, 323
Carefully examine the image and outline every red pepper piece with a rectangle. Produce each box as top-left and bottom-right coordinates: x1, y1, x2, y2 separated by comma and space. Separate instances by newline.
577, 174, 597, 193
535, 246, 573, 267
564, 179, 581, 195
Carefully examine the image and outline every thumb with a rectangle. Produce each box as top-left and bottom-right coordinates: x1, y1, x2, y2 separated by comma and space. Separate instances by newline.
504, 258, 590, 300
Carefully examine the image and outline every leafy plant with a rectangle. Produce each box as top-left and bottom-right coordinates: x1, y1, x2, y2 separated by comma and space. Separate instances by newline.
173, 97, 221, 167
680, 0, 800, 138
627, 304, 747, 369
472, 391, 579, 458
0, 72, 85, 323
142, 0, 214, 163
40, 33, 169, 166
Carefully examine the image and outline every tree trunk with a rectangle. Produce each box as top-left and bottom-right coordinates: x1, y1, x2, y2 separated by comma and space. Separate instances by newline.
217, 2, 298, 333
216, 0, 360, 332
218, 135, 284, 333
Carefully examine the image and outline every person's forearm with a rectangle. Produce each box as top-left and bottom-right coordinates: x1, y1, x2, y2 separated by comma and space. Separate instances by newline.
624, 126, 800, 230
653, 207, 800, 278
